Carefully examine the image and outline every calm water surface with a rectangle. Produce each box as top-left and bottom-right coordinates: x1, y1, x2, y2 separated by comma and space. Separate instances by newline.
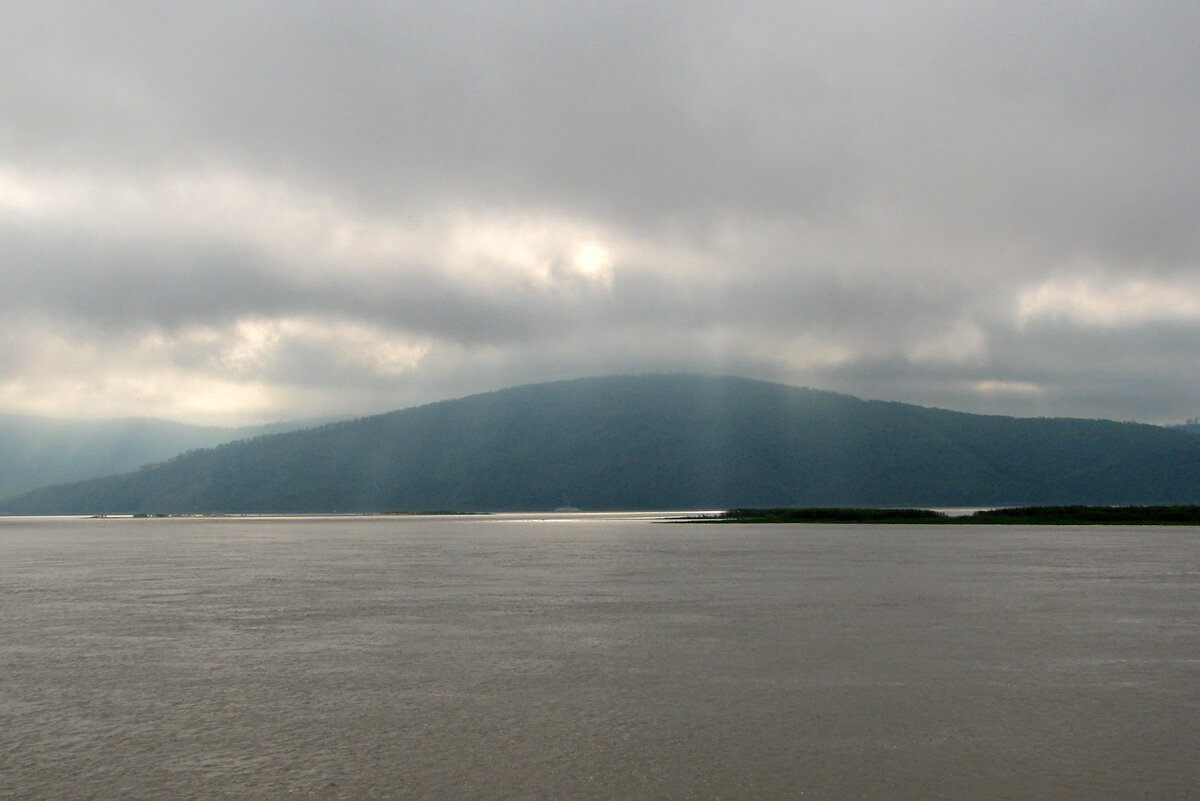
1, 513, 1197, 799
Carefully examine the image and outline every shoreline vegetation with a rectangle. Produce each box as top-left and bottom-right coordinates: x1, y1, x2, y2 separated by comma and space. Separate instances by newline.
57, 506, 1200, 524
689, 506, 1200, 525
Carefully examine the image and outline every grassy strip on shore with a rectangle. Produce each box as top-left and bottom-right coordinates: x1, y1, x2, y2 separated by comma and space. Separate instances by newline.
697, 505, 1200, 525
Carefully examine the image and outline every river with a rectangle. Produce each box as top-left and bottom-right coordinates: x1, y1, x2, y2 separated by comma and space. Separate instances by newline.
1, 513, 1196, 799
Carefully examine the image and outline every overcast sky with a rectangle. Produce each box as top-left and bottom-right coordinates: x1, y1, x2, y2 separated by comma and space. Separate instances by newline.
2, 1, 1198, 425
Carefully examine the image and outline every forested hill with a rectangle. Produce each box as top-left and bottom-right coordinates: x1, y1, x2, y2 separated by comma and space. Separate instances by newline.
0, 415, 320, 501
5, 374, 1200, 514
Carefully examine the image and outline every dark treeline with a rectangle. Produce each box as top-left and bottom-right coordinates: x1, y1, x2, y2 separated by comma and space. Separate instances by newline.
709, 505, 1200, 525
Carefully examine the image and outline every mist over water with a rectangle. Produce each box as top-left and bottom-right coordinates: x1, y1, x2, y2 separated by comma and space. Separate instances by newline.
2, 514, 1197, 799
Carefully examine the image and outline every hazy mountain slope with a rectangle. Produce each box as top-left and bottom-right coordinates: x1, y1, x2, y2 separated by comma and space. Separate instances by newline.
5, 374, 1200, 514
0, 415, 324, 501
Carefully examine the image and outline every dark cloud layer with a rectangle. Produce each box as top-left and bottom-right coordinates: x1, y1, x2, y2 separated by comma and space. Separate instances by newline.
1, 1, 1198, 423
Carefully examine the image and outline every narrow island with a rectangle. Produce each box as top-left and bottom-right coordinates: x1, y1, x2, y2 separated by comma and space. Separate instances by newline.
691, 505, 1200, 525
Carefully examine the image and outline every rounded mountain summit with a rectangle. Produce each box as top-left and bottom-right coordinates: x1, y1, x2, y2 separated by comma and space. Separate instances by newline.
6, 374, 1200, 514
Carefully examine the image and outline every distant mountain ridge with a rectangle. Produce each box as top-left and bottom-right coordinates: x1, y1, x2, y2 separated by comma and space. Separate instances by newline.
0, 415, 326, 501
5, 374, 1200, 514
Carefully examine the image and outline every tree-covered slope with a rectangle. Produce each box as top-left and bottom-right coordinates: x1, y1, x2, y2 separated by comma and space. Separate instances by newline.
0, 415, 322, 501
5, 374, 1200, 514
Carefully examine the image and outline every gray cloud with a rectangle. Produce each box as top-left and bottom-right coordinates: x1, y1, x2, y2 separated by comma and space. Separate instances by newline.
1, 1, 1198, 423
